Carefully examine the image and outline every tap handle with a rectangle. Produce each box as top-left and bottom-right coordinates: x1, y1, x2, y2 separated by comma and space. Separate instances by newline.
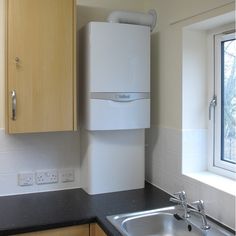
192, 200, 205, 212
173, 191, 187, 201
169, 197, 181, 203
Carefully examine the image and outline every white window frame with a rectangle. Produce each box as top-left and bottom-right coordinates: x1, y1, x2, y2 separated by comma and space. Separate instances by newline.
208, 24, 236, 179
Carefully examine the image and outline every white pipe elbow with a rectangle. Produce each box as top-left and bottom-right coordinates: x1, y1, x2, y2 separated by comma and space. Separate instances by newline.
107, 9, 157, 32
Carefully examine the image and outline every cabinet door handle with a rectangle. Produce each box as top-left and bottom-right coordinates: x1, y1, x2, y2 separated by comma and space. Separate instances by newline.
11, 90, 16, 120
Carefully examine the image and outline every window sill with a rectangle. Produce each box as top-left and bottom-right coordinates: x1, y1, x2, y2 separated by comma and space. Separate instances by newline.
184, 171, 236, 196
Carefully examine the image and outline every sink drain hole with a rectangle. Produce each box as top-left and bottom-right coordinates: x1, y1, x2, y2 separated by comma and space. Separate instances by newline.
188, 224, 192, 232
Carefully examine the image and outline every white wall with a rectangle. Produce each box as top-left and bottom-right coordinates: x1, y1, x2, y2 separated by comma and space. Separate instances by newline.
0, 0, 145, 195
77, 0, 145, 10
182, 30, 207, 129
144, 0, 235, 230
0, 129, 81, 195
0, 0, 235, 230
76, 0, 145, 31
146, 0, 234, 128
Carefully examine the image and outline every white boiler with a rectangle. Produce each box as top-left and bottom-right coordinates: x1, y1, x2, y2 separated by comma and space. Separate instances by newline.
80, 22, 150, 131
79, 13, 155, 194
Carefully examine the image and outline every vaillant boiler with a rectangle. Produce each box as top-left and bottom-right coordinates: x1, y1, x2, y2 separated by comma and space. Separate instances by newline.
79, 10, 156, 194
81, 22, 150, 130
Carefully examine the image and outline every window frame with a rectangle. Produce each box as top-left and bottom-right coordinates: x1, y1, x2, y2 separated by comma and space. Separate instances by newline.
208, 24, 236, 179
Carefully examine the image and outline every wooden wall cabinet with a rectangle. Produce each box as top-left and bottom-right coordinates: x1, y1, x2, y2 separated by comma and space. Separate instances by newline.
6, 0, 77, 133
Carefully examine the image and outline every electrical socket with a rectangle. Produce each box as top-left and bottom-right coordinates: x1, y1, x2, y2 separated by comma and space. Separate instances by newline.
60, 168, 75, 183
35, 169, 58, 185
18, 172, 34, 186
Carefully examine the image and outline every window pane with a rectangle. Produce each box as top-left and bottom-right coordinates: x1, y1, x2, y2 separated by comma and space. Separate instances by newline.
222, 38, 236, 164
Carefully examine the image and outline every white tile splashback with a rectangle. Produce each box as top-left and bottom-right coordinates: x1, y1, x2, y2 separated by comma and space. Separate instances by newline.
0, 126, 235, 230
146, 126, 235, 230
0, 129, 81, 196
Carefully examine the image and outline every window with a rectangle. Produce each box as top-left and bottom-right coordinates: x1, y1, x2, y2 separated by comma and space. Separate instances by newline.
209, 29, 236, 178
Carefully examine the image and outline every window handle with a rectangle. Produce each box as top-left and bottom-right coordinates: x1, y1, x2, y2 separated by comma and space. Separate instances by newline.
209, 95, 217, 120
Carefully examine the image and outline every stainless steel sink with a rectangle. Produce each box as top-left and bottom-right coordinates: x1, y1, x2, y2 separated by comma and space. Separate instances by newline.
107, 206, 234, 236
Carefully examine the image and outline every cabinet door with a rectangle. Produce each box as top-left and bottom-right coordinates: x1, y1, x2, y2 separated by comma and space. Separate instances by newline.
90, 223, 107, 236
14, 225, 89, 236
6, 0, 76, 133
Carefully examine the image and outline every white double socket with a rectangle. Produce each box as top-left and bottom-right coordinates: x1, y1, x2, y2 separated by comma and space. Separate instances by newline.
35, 169, 58, 185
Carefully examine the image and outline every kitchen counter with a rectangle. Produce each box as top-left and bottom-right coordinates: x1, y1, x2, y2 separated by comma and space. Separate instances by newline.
0, 182, 173, 236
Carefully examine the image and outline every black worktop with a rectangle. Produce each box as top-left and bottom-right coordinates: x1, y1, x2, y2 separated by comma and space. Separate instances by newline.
0, 182, 173, 236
